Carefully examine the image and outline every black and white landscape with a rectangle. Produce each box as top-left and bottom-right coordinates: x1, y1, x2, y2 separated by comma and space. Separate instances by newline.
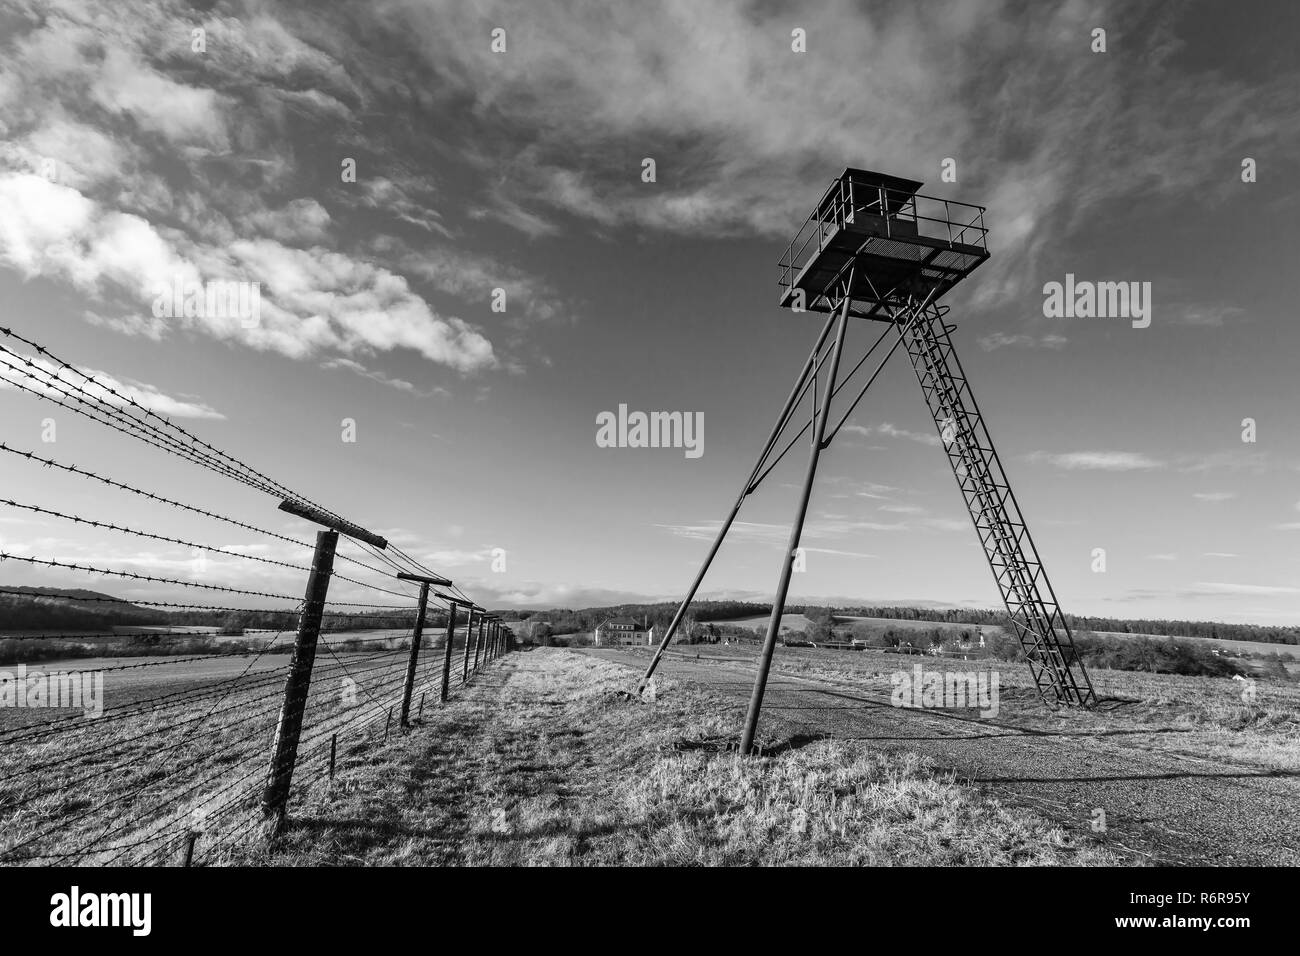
0, 0, 1295, 919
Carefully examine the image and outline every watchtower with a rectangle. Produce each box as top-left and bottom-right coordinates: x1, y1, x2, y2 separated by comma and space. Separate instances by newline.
640, 168, 1096, 753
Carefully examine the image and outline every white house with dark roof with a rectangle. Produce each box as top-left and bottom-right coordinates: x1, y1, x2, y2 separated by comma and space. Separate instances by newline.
593, 617, 657, 646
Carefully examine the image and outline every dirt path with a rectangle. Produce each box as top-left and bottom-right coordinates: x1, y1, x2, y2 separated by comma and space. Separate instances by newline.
581, 648, 1300, 865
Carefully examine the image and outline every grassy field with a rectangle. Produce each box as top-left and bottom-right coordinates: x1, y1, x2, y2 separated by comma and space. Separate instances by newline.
714, 613, 1299, 676
239, 648, 1117, 866
10, 635, 1294, 866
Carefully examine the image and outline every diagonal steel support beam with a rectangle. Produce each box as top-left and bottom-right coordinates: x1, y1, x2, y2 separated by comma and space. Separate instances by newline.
739, 273, 854, 754
637, 309, 839, 691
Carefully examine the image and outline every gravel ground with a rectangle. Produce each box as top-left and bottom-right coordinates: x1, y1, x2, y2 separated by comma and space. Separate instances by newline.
581, 647, 1300, 865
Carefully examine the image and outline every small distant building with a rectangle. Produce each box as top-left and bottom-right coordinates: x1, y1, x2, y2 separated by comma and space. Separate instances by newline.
594, 617, 656, 647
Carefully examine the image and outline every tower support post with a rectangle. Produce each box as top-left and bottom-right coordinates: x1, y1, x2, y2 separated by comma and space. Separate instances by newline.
739, 276, 854, 755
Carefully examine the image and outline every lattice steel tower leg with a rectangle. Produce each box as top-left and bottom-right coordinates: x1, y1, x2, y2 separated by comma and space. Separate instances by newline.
897, 296, 1096, 708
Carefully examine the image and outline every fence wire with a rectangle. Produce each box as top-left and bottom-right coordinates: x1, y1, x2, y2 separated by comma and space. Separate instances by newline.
0, 326, 513, 866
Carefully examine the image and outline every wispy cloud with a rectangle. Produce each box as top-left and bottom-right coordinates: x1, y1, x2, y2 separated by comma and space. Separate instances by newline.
1192, 491, 1237, 502
0, 353, 224, 419
977, 332, 1068, 351
320, 358, 449, 399
843, 422, 940, 447
1025, 450, 1165, 472
1193, 582, 1300, 597
1177, 451, 1268, 474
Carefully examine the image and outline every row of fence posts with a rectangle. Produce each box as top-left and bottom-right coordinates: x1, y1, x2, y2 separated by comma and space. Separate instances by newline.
177, 528, 512, 861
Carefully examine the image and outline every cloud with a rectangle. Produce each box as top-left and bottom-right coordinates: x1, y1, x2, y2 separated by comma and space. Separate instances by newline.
0, 9, 502, 377
378, 0, 1300, 314
0, 351, 224, 419
0, 174, 497, 373
1161, 303, 1247, 328
378, 237, 571, 329
4, 18, 229, 150
843, 422, 940, 447
977, 332, 1068, 351
1177, 451, 1268, 474
242, 199, 332, 245
90, 47, 229, 149
320, 358, 449, 398
1192, 582, 1300, 597
1192, 491, 1236, 502
356, 176, 452, 239
1025, 450, 1165, 471
655, 520, 791, 544
800, 547, 876, 559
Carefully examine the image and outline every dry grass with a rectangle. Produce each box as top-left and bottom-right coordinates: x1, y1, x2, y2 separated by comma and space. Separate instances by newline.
241, 648, 1118, 866
625, 644, 1300, 771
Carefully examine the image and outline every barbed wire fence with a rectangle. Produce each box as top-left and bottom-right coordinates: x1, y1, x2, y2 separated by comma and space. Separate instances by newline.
0, 325, 513, 866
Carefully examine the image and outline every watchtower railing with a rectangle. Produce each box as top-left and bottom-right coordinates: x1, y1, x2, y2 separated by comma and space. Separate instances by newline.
778, 177, 988, 298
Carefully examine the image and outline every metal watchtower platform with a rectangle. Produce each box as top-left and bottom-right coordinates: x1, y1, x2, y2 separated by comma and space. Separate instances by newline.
778, 168, 990, 319
640, 167, 1096, 753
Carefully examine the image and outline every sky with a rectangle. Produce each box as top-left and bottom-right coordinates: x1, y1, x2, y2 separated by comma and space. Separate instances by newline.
0, 0, 1298, 624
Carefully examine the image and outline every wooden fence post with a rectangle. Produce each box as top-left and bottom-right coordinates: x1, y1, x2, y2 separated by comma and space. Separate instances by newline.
399, 582, 431, 727
441, 600, 459, 703
261, 529, 337, 838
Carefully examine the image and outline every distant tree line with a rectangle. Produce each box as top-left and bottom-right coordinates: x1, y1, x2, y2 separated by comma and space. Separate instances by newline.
7, 589, 1297, 649
798, 604, 1299, 647
507, 600, 772, 636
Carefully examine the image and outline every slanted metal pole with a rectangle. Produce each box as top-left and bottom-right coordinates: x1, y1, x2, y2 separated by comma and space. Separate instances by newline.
399, 582, 430, 727
461, 607, 476, 682
740, 280, 853, 756
262, 529, 337, 836
440, 600, 459, 702
638, 310, 838, 691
